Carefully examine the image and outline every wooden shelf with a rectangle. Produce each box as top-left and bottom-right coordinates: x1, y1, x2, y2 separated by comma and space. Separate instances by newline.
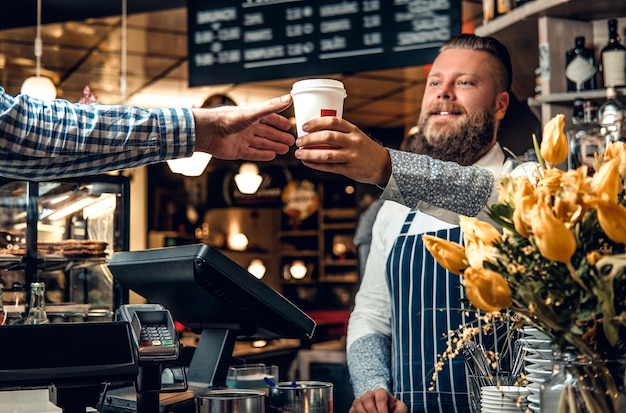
322, 208, 356, 220
476, 0, 626, 37
279, 230, 318, 237
321, 223, 356, 231
528, 87, 626, 106
279, 250, 318, 258
474, 0, 626, 109
278, 184, 359, 308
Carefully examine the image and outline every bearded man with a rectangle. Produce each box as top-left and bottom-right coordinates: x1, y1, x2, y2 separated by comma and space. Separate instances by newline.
298, 34, 529, 413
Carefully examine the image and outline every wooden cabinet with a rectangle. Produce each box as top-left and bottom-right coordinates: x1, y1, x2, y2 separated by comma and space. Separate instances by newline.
475, 0, 626, 127
278, 183, 359, 313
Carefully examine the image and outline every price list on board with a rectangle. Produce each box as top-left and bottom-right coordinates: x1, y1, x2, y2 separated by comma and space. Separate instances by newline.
187, 0, 461, 86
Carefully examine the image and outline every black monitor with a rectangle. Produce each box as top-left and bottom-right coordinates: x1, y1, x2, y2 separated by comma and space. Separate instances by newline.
107, 243, 316, 388
0, 322, 138, 387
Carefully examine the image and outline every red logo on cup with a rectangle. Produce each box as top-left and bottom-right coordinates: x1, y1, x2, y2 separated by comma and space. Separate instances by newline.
320, 109, 337, 117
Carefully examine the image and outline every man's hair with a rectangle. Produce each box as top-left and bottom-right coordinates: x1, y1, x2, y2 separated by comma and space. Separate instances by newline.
439, 34, 512, 92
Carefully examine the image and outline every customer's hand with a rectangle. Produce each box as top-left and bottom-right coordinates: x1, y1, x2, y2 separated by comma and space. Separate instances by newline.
349, 388, 408, 413
192, 94, 294, 161
293, 117, 392, 185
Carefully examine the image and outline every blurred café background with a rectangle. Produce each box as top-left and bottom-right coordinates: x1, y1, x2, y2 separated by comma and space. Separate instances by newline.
0, 0, 573, 411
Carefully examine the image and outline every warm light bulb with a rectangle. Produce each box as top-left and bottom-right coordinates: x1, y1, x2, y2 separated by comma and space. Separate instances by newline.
289, 260, 308, 280
166, 152, 212, 176
247, 259, 266, 279
228, 233, 249, 251
234, 162, 263, 194
20, 76, 57, 100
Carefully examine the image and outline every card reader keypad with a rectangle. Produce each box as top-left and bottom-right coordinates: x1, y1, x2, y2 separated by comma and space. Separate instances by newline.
139, 324, 174, 347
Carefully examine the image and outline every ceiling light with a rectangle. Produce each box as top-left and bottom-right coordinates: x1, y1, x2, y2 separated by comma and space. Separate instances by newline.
47, 197, 97, 221
289, 260, 308, 280
83, 194, 116, 219
20, 0, 57, 100
166, 152, 212, 176
227, 233, 248, 251
234, 163, 263, 194
247, 259, 266, 279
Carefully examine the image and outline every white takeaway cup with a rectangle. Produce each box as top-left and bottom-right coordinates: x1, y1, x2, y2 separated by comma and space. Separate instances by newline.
290, 79, 347, 138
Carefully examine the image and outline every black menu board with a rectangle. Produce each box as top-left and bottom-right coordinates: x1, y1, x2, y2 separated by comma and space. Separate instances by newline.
187, 0, 461, 86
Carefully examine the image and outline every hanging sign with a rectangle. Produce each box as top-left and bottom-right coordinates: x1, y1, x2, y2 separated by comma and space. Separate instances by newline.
187, 0, 461, 86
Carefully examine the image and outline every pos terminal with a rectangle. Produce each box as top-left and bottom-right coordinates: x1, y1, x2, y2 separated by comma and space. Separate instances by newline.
103, 243, 316, 413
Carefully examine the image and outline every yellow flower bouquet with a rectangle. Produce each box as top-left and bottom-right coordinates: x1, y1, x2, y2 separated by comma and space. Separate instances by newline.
424, 114, 626, 412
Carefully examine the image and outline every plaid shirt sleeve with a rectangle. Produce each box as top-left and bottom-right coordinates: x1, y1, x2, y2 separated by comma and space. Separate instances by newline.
0, 87, 195, 180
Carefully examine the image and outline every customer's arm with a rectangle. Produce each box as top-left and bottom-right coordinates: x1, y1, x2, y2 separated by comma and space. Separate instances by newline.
0, 89, 292, 180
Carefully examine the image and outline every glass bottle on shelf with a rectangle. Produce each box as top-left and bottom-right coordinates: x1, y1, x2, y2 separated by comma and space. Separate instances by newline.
568, 100, 604, 173
598, 86, 625, 145
567, 98, 586, 170
0, 284, 6, 326
565, 36, 597, 92
495, 0, 513, 16
600, 19, 626, 88
483, 0, 512, 22
25, 282, 49, 325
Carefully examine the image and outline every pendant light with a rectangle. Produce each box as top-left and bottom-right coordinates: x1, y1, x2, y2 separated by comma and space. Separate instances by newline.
20, 0, 57, 100
234, 162, 263, 194
166, 152, 212, 176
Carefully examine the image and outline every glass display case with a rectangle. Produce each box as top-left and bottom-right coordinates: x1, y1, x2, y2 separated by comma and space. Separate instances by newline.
0, 175, 130, 323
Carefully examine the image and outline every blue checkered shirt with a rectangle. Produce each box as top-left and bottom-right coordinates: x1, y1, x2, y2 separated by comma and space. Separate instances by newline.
0, 87, 194, 180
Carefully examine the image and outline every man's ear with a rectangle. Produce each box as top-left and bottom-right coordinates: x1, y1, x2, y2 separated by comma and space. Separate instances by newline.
495, 91, 509, 121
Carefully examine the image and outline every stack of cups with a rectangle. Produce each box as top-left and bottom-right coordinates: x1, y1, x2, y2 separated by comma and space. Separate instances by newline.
290, 79, 347, 138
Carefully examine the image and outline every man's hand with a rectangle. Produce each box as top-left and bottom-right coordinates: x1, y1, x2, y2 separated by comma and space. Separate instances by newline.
192, 94, 294, 161
349, 388, 408, 413
293, 117, 392, 185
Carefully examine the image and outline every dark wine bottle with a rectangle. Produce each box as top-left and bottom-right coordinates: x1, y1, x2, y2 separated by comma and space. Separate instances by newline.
565, 36, 597, 92
600, 19, 626, 88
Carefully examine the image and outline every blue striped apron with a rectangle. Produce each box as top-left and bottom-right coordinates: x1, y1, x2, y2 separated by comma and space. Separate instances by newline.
386, 210, 471, 412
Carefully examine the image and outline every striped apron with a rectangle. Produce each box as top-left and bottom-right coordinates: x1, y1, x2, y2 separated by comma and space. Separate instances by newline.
386, 210, 471, 412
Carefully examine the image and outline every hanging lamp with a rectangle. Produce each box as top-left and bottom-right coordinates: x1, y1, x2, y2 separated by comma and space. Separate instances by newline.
20, 0, 57, 100
234, 163, 263, 194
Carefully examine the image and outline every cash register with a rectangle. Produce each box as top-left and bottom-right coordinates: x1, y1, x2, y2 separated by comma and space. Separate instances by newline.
103, 243, 316, 413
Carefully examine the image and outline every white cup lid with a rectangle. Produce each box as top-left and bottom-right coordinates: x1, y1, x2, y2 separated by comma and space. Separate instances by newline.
291, 79, 346, 95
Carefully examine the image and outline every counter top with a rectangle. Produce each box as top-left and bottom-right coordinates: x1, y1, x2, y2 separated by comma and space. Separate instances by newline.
0, 389, 97, 412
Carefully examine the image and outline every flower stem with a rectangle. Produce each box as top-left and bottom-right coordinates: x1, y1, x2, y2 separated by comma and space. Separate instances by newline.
566, 261, 591, 294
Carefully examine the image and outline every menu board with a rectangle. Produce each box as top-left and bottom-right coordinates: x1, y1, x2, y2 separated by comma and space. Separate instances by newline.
187, 0, 461, 86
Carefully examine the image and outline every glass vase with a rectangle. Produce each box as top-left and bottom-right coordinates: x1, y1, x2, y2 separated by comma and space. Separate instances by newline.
540, 352, 626, 412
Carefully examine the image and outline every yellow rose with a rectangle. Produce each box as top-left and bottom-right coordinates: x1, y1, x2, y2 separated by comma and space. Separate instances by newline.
604, 141, 626, 160
422, 234, 467, 275
537, 168, 564, 195
603, 141, 626, 178
539, 114, 568, 166
594, 199, 626, 244
531, 198, 576, 263
459, 216, 502, 246
465, 241, 500, 269
591, 156, 621, 202
463, 267, 512, 312
512, 177, 537, 238
553, 195, 583, 225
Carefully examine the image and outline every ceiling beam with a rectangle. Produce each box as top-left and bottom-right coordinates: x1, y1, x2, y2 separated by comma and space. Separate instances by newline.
0, 0, 186, 30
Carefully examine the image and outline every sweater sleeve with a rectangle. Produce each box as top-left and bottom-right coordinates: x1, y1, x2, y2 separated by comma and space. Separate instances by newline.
380, 148, 495, 217
347, 333, 392, 397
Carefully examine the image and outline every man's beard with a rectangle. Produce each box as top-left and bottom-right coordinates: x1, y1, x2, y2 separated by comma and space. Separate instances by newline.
408, 103, 497, 166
